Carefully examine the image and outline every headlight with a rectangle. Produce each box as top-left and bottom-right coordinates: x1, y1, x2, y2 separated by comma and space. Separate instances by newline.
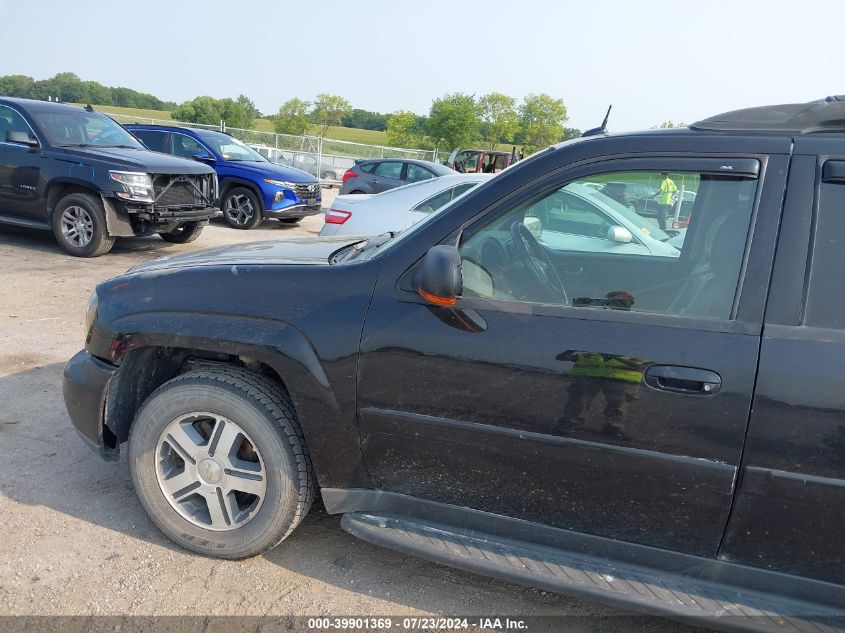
110, 171, 154, 203
264, 178, 296, 189
85, 290, 98, 337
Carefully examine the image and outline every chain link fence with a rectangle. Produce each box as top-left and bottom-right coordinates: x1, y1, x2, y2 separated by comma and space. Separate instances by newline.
109, 114, 438, 186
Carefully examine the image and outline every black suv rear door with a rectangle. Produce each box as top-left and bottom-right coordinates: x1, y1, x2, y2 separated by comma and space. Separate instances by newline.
720, 142, 845, 585
357, 151, 788, 557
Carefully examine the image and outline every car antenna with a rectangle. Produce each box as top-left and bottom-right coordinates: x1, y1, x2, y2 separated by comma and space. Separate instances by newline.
581, 105, 612, 137
84, 104, 95, 112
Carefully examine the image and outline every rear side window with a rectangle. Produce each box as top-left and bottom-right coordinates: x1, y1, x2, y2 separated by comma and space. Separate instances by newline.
134, 130, 167, 153
0, 105, 33, 139
359, 162, 376, 173
805, 173, 845, 328
406, 164, 436, 183
374, 161, 403, 179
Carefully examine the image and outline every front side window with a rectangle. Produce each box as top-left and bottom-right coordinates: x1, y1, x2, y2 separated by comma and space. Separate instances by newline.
459, 170, 757, 320
375, 161, 403, 179
406, 164, 435, 183
28, 109, 142, 148
172, 133, 207, 158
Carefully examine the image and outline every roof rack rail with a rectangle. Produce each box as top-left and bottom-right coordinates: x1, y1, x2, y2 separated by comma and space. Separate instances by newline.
691, 96, 845, 134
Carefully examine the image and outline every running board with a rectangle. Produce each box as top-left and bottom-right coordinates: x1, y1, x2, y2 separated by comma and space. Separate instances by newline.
0, 214, 51, 230
341, 513, 845, 633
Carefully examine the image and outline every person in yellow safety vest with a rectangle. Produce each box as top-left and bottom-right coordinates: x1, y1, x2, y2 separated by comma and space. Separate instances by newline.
556, 350, 648, 442
653, 172, 677, 230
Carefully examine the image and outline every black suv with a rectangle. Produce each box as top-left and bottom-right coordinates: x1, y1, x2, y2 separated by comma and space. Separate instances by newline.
0, 98, 218, 256
63, 98, 845, 631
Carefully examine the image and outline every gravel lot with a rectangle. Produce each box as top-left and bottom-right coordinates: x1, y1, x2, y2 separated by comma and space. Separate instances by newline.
0, 193, 707, 633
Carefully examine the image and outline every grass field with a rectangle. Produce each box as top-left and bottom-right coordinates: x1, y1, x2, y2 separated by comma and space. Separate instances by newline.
82, 104, 391, 145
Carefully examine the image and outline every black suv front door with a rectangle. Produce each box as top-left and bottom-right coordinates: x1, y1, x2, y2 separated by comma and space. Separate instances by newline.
357, 154, 787, 557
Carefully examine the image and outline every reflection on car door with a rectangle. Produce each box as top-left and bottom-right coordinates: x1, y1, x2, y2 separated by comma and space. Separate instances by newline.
356, 156, 786, 557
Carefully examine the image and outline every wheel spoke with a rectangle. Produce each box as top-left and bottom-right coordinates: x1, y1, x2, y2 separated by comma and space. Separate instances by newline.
224, 470, 264, 497
211, 419, 244, 462
164, 422, 204, 464
159, 468, 200, 500
200, 488, 231, 528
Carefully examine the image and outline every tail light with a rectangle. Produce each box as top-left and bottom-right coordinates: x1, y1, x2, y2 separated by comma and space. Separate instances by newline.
325, 208, 352, 224
342, 170, 358, 183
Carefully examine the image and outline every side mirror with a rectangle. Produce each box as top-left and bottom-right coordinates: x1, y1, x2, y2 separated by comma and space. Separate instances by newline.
7, 131, 38, 148
192, 151, 214, 162
607, 226, 633, 243
523, 215, 543, 240
414, 245, 462, 306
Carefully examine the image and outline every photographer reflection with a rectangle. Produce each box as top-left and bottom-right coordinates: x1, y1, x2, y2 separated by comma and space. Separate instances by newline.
556, 349, 647, 442
555, 289, 646, 442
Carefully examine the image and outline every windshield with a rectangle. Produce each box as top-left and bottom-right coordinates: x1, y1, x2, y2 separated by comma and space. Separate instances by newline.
31, 110, 143, 148
196, 131, 267, 162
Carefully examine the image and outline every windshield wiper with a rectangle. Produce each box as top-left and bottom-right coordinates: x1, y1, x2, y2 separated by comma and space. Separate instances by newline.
332, 232, 398, 263
60, 143, 93, 148
346, 232, 398, 260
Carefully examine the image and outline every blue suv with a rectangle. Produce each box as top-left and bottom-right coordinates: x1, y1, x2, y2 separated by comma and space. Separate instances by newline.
127, 125, 321, 229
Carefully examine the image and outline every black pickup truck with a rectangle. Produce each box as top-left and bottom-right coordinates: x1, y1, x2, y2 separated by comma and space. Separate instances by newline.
63, 97, 845, 632
0, 97, 218, 256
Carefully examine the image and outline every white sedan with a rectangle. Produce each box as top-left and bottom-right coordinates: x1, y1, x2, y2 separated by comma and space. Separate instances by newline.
319, 173, 491, 237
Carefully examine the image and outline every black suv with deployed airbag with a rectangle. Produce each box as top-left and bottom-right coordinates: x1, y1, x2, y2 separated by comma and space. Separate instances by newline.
63, 98, 845, 632
0, 97, 218, 256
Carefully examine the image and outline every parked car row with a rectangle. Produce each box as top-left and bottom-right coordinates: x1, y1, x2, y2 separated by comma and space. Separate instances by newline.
63, 96, 845, 631
0, 98, 465, 255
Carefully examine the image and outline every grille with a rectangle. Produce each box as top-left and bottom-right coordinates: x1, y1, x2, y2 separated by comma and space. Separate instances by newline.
293, 182, 320, 201
153, 174, 213, 208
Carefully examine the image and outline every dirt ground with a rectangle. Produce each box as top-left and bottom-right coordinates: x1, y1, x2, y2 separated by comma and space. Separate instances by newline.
0, 194, 708, 632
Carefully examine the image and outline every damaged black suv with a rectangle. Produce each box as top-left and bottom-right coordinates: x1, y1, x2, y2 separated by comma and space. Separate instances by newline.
0, 97, 218, 256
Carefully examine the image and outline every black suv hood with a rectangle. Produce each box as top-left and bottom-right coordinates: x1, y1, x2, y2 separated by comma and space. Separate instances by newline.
55, 146, 215, 174
129, 236, 362, 273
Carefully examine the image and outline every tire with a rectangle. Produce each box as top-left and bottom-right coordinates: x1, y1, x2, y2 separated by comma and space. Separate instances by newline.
128, 368, 315, 559
323, 172, 337, 181
278, 218, 301, 224
221, 187, 263, 230
51, 193, 115, 257
159, 222, 204, 244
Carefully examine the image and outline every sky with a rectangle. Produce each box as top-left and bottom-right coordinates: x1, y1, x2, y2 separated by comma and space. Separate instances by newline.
0, 0, 842, 133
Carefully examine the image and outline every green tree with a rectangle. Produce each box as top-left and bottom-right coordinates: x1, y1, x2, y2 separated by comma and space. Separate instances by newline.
653, 120, 686, 129
172, 96, 224, 125
385, 110, 432, 148
426, 93, 481, 151
518, 93, 569, 152
272, 98, 311, 135
312, 93, 352, 136
236, 94, 260, 123
479, 93, 518, 149
0, 75, 35, 98
171, 96, 255, 128
343, 108, 390, 131
562, 127, 582, 140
